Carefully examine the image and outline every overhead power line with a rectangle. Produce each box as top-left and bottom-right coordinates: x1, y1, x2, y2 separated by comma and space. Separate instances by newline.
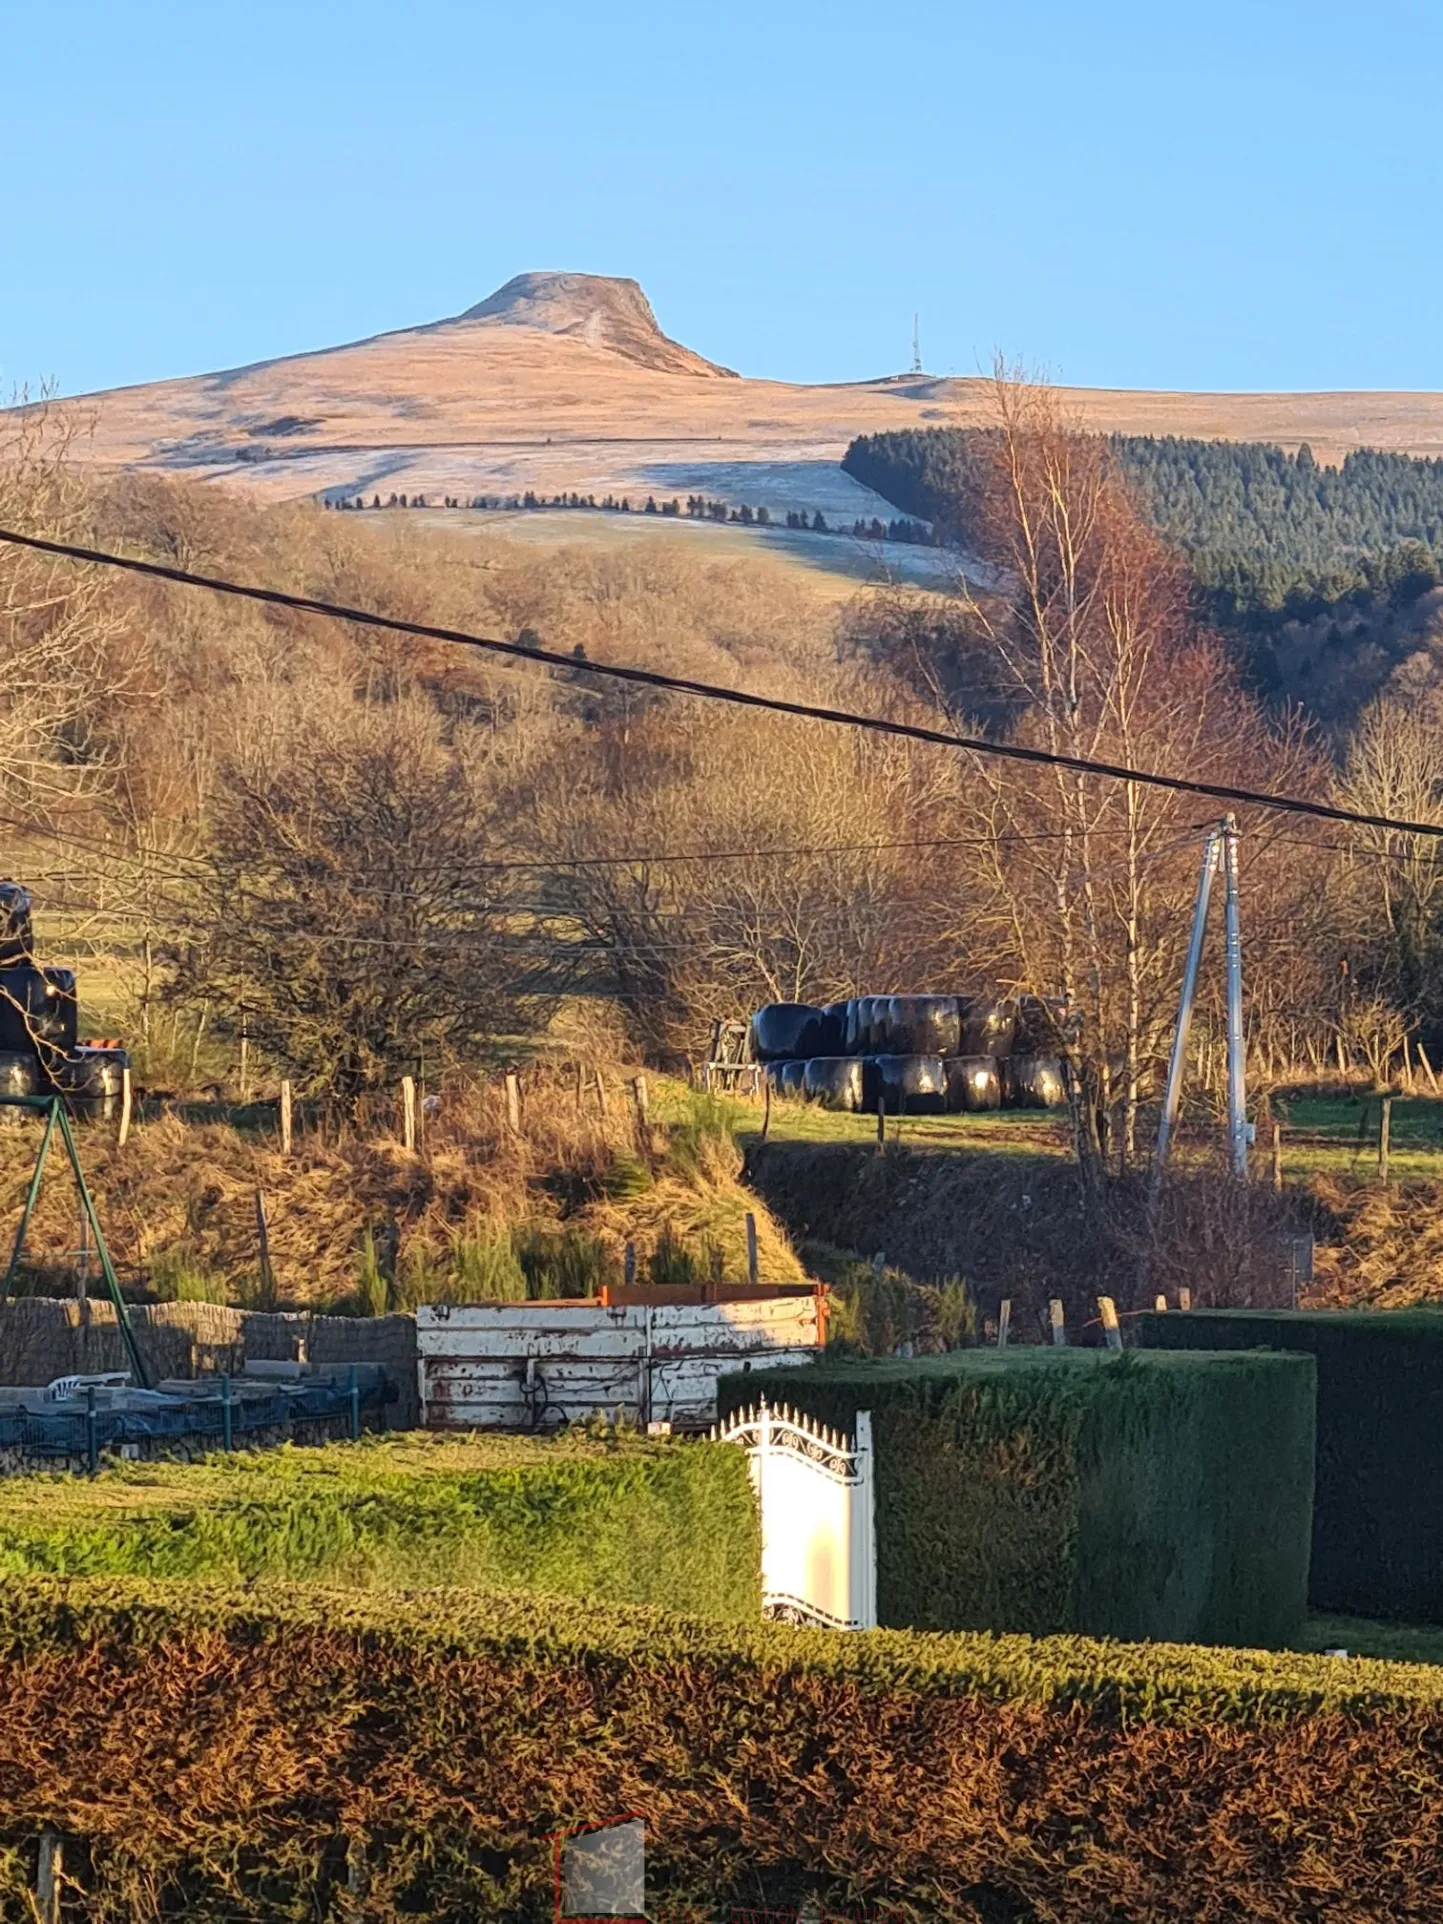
6, 525, 1443, 841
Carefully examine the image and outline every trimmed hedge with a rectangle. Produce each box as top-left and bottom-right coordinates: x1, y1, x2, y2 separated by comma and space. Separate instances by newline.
0, 1433, 759, 1622
719, 1349, 1316, 1646
1139, 1307, 1443, 1622
0, 1578, 1441, 1920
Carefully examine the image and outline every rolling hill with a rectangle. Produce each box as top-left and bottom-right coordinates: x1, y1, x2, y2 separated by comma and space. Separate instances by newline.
25, 271, 1443, 526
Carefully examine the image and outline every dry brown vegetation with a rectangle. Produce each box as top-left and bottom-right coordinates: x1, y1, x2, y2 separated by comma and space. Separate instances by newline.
4, 377, 1441, 1311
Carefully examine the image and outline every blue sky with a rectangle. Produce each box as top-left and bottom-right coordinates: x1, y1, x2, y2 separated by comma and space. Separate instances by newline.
5, 0, 1440, 398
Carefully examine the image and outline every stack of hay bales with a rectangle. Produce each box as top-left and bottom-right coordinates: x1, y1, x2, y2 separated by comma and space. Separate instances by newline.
749, 995, 1068, 1114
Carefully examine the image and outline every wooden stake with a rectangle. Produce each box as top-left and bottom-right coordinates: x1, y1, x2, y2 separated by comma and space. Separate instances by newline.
760, 1075, 771, 1142
745, 1212, 759, 1286
117, 1065, 132, 1149
630, 1074, 649, 1130
1098, 1295, 1123, 1351
254, 1188, 275, 1307
1271, 1116, 1282, 1194
504, 1071, 522, 1136
400, 1075, 416, 1153
1154, 1293, 1168, 1312
996, 1298, 1011, 1349
876, 1096, 886, 1147
1049, 1298, 1067, 1346
279, 1079, 293, 1157
1178, 1287, 1192, 1311
624, 1241, 636, 1288
1419, 1041, 1441, 1094
35, 1830, 61, 1924
1379, 1095, 1392, 1184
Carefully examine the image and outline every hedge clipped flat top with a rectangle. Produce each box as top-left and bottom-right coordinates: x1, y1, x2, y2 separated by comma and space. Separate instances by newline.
1, 1574, 1440, 1724
721, 1346, 1316, 1648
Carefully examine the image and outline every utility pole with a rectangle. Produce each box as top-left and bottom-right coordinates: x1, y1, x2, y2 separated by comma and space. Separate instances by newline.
1222, 814, 1250, 1178
1152, 817, 1251, 1193
1152, 825, 1222, 1192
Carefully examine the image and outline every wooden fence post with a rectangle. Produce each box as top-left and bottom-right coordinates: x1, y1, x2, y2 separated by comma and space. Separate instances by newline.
760, 1074, 771, 1142
504, 1071, 522, 1136
279, 1079, 293, 1158
1379, 1095, 1392, 1184
745, 1213, 759, 1286
624, 1241, 637, 1288
1106, 1294, 1126, 1344
876, 1096, 886, 1148
1154, 1293, 1168, 1312
117, 1065, 132, 1148
1178, 1287, 1192, 1311
254, 1189, 276, 1308
400, 1075, 416, 1153
996, 1299, 1011, 1349
1270, 1116, 1283, 1193
35, 1830, 61, 1924
1049, 1299, 1067, 1346
630, 1074, 649, 1131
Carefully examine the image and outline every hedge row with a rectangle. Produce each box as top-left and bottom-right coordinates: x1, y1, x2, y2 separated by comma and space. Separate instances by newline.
0, 1433, 759, 1622
719, 1349, 1316, 1647
0, 1578, 1441, 1921
1139, 1306, 1443, 1622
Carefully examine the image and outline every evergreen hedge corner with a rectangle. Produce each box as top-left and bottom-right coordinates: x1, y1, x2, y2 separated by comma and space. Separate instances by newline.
718, 1347, 1316, 1647
1139, 1307, 1443, 1623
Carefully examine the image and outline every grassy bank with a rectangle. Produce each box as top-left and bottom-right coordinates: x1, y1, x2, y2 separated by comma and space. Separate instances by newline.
0, 1433, 760, 1621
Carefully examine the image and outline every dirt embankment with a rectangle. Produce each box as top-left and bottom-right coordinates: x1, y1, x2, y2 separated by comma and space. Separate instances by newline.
747, 1140, 1316, 1332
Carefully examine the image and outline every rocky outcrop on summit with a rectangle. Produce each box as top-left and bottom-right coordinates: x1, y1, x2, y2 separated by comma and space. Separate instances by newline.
461, 272, 736, 378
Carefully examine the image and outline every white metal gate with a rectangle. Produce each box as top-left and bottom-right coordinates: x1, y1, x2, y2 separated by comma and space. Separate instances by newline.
714, 1399, 876, 1630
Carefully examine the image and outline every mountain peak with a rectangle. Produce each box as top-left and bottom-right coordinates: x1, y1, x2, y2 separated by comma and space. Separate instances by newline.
460, 272, 734, 378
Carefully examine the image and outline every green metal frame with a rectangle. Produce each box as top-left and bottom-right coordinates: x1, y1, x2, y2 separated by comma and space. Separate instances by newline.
0, 1094, 151, 1389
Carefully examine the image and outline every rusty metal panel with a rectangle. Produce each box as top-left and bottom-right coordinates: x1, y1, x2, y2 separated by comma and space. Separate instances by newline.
416, 1294, 822, 1431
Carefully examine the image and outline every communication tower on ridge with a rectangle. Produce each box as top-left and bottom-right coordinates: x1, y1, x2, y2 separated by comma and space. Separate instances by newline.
911, 314, 923, 376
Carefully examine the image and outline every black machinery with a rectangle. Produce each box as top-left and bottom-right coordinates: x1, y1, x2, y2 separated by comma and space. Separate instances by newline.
0, 880, 129, 1119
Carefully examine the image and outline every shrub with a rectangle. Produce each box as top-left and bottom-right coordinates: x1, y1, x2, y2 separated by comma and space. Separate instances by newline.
148, 1247, 228, 1306
0, 1578, 1440, 1920
1139, 1306, 1443, 1621
0, 1433, 759, 1621
718, 1348, 1316, 1646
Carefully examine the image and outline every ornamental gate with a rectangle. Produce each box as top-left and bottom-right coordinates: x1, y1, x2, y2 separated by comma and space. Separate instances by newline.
714, 1399, 877, 1630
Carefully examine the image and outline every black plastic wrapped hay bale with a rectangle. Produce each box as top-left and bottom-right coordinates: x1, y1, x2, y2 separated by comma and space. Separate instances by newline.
749, 1004, 829, 1062
1004, 1056, 1067, 1109
1013, 995, 1078, 1054
944, 1056, 1002, 1112
0, 883, 34, 967
844, 996, 879, 1055
961, 998, 1017, 1059
871, 1054, 947, 1115
53, 1046, 128, 1121
777, 1060, 809, 1099
821, 1003, 850, 1054
0, 1051, 38, 1099
0, 966, 77, 1061
876, 996, 962, 1058
803, 1057, 865, 1111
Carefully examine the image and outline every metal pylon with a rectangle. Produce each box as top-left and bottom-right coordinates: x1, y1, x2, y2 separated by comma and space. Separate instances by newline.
0, 1093, 151, 1387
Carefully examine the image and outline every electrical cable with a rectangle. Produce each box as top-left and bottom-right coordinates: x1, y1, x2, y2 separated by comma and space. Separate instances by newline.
6, 525, 1443, 840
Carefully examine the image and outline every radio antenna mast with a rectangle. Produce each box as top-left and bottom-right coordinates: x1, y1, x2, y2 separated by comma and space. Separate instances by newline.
910, 314, 923, 375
